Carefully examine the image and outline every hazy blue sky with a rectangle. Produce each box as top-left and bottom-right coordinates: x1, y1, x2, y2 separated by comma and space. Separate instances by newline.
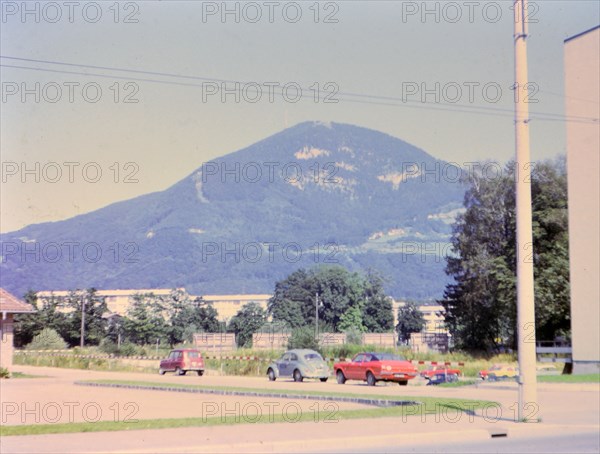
1, 0, 599, 232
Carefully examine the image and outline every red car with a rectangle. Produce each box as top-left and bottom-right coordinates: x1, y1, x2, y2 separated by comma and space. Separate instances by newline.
420, 365, 462, 379
159, 349, 205, 376
334, 352, 418, 386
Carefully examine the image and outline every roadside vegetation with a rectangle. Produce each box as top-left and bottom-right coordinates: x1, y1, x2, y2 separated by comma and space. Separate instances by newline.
537, 373, 599, 383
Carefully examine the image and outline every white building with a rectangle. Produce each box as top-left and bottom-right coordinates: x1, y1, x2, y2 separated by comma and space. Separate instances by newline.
564, 25, 600, 374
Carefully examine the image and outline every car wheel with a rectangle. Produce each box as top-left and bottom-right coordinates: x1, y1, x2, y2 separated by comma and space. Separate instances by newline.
320, 378, 328, 382
450, 374, 459, 382
366, 372, 377, 386
175, 367, 184, 376
336, 370, 346, 384
293, 369, 303, 382
268, 368, 276, 381
159, 368, 166, 375
398, 380, 408, 386
197, 370, 204, 376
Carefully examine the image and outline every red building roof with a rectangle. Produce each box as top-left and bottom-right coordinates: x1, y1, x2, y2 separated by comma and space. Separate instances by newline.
0, 288, 35, 314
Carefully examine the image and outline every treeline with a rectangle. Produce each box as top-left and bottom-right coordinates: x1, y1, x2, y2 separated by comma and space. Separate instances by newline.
15, 288, 220, 350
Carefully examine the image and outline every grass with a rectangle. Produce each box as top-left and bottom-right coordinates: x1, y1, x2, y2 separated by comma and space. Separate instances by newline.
537, 373, 600, 383
1, 379, 496, 437
13, 353, 157, 374
78, 378, 482, 404
437, 379, 479, 388
8, 372, 49, 379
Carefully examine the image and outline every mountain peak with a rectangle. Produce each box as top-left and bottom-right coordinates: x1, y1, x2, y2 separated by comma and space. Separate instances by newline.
1, 123, 464, 300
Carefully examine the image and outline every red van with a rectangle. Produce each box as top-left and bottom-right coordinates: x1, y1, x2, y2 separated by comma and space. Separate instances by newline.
159, 349, 205, 376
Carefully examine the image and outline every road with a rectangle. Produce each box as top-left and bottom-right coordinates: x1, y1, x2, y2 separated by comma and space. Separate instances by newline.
1, 365, 598, 453
341, 431, 600, 453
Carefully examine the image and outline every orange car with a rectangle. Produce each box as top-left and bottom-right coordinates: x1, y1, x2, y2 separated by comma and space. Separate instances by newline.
334, 352, 418, 386
420, 365, 462, 379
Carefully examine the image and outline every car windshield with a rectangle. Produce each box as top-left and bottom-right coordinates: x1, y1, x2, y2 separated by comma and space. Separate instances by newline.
304, 353, 323, 361
372, 353, 405, 361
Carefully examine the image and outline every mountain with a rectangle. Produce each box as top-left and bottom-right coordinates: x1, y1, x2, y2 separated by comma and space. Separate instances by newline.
0, 122, 466, 299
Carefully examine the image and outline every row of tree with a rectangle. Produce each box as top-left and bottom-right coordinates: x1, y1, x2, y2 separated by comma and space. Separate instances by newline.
15, 289, 221, 349
15, 274, 426, 349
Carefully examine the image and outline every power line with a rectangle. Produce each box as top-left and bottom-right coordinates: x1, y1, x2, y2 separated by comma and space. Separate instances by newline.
1, 55, 597, 124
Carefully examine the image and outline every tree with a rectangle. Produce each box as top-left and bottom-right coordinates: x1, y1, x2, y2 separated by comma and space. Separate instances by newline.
396, 301, 425, 343
228, 302, 266, 348
14, 291, 70, 347
362, 271, 395, 332
25, 328, 67, 350
268, 269, 311, 329
163, 289, 220, 345
268, 265, 394, 332
338, 305, 364, 333
440, 158, 570, 350
123, 293, 169, 345
64, 289, 109, 347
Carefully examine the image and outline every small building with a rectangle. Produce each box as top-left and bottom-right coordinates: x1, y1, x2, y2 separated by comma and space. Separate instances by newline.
0, 288, 35, 368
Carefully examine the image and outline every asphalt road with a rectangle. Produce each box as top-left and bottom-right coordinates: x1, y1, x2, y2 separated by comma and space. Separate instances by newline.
341, 431, 600, 453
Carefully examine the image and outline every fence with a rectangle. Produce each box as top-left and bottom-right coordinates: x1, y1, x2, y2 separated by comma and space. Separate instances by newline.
536, 341, 572, 363
410, 333, 450, 353
192, 333, 236, 353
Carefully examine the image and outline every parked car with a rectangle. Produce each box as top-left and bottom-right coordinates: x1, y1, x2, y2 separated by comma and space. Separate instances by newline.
420, 365, 462, 380
266, 349, 330, 382
333, 352, 418, 386
426, 372, 459, 386
479, 363, 518, 380
159, 349, 205, 376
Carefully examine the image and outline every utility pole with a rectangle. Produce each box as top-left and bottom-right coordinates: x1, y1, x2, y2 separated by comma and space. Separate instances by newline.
80, 297, 86, 348
513, 0, 538, 421
315, 292, 319, 342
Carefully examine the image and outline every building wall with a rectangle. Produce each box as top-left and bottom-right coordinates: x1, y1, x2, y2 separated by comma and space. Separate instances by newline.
0, 314, 15, 368
202, 295, 271, 322
565, 26, 600, 373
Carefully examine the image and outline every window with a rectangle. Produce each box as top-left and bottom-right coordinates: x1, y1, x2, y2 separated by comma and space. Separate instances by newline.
304, 353, 323, 361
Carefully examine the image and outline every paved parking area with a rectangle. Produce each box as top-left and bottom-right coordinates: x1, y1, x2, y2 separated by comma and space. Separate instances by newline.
1, 365, 598, 453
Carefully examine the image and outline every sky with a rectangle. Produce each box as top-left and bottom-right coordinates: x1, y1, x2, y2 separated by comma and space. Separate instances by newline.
1, 0, 599, 233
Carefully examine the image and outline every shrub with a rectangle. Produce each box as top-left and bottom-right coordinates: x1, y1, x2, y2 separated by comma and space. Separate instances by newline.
287, 327, 319, 351
118, 343, 138, 357
25, 328, 67, 350
99, 339, 119, 355
344, 327, 363, 345
0, 367, 10, 378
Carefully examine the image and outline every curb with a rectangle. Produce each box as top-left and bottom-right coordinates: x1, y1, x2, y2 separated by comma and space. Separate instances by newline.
74, 381, 420, 408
